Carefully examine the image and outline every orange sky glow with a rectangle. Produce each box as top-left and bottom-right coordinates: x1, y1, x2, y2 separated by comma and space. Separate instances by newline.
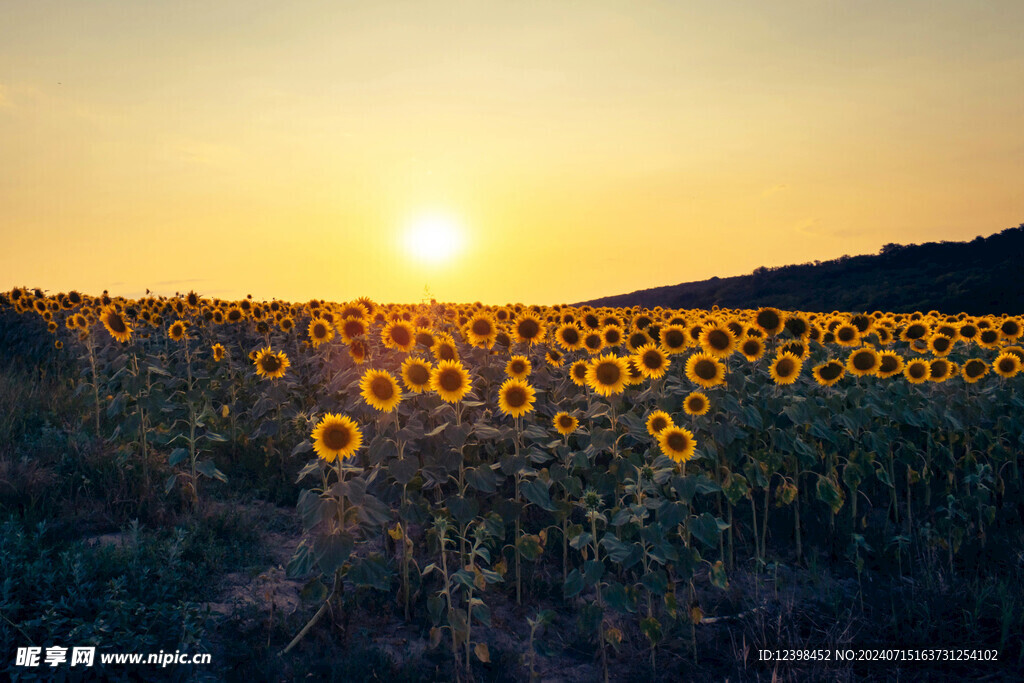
2, 1, 1023, 305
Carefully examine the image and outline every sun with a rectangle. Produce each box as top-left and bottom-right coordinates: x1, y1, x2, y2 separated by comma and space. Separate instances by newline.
404, 212, 465, 265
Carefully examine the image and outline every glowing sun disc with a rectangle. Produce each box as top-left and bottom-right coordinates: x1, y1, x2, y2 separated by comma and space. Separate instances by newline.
404, 214, 464, 264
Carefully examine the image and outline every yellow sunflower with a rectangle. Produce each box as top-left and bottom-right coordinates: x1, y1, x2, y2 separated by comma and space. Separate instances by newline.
498, 378, 536, 418
739, 336, 765, 362
585, 353, 629, 397
545, 349, 564, 368
100, 305, 132, 343
311, 413, 363, 463
645, 410, 674, 437
360, 369, 403, 412
833, 323, 861, 347
993, 352, 1021, 379
658, 426, 697, 464
505, 355, 532, 380
553, 411, 579, 436
582, 331, 605, 354
556, 323, 584, 351
432, 334, 459, 363
513, 313, 547, 346
659, 324, 689, 354
349, 339, 368, 364
465, 313, 498, 348
338, 316, 367, 343
683, 391, 710, 416
961, 358, 988, 383
568, 359, 589, 387
846, 347, 880, 377
876, 351, 904, 379
401, 357, 434, 393
211, 343, 226, 362
382, 321, 416, 352
431, 359, 472, 403
927, 333, 954, 357
754, 307, 786, 337
600, 324, 625, 348
699, 324, 737, 358
308, 317, 335, 348
769, 352, 803, 385
928, 358, 952, 382
684, 352, 726, 389
253, 347, 290, 380
812, 360, 845, 387
903, 359, 930, 384
634, 343, 671, 379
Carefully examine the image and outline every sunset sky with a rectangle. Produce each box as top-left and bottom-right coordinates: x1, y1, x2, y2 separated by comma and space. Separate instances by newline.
2, 1, 1023, 305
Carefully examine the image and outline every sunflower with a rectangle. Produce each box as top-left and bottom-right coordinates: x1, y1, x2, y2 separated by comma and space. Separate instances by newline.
211, 343, 226, 362
514, 313, 547, 346
431, 359, 472, 403
993, 352, 1021, 379
903, 359, 930, 384
645, 410, 674, 437
54, 340, 63, 350
769, 352, 803, 385
556, 323, 584, 351
623, 357, 645, 386
928, 358, 952, 382
784, 314, 810, 340
308, 317, 335, 348
432, 334, 459, 362
582, 331, 605, 354
999, 317, 1022, 341
1003, 345, 1024, 363
569, 359, 589, 387
633, 343, 671, 379
961, 358, 988, 383
683, 391, 710, 416
100, 305, 133, 343
600, 324, 624, 348
498, 378, 536, 418
658, 426, 697, 464
401, 357, 434, 393
684, 352, 726, 389
360, 369, 403, 412
226, 306, 244, 324
505, 355, 532, 380
876, 351, 904, 379
553, 411, 579, 436
899, 321, 930, 342
659, 325, 689, 354
812, 360, 846, 387
585, 353, 629, 397
977, 328, 1001, 350
465, 313, 497, 348
382, 321, 416, 352
625, 329, 651, 353
545, 349, 564, 368
415, 327, 436, 349
846, 347, 880, 377
739, 336, 765, 362
833, 323, 860, 347
349, 339, 368, 364
337, 316, 367, 343
754, 307, 786, 337
699, 324, 737, 358
311, 413, 363, 463
927, 334, 954, 357
253, 347, 290, 380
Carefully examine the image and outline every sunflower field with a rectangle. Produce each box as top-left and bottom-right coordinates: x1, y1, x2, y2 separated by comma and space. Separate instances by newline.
3, 286, 1023, 680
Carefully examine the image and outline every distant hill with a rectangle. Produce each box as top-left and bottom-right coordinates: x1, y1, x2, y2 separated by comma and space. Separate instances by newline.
579, 224, 1024, 315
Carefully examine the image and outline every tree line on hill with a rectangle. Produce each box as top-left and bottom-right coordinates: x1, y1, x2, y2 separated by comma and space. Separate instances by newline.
580, 224, 1024, 315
